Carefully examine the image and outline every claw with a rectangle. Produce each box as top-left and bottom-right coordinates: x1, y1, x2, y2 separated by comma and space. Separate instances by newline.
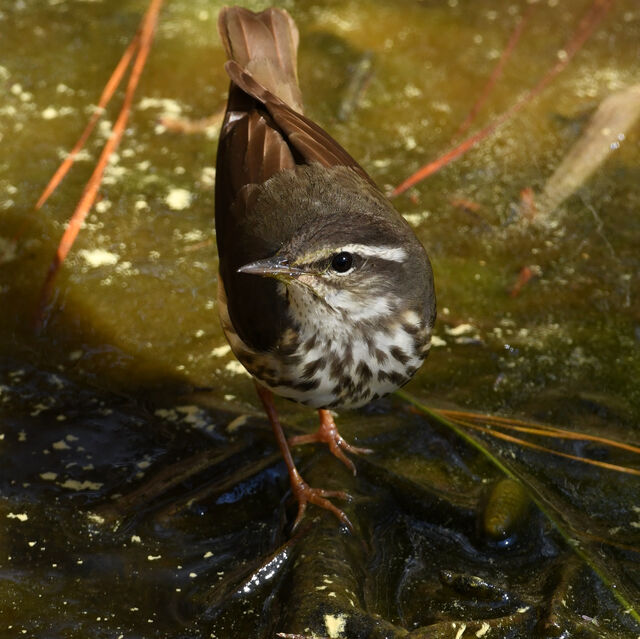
255, 383, 354, 531
290, 479, 352, 532
288, 409, 373, 475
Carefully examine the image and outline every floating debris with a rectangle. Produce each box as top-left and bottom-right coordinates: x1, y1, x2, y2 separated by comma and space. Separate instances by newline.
165, 187, 192, 211
6, 512, 28, 522
445, 323, 475, 337
211, 344, 232, 358
78, 248, 120, 268
59, 479, 104, 491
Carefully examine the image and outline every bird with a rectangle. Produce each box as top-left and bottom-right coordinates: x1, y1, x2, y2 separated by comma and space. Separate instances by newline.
215, 6, 436, 531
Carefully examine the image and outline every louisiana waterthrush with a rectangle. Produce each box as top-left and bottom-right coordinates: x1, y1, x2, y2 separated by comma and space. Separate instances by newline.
215, 7, 436, 530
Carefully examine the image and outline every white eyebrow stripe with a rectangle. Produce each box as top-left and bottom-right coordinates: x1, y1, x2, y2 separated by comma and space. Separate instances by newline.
339, 244, 408, 262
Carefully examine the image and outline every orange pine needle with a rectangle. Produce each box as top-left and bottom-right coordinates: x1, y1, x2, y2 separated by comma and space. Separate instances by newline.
392, 127, 491, 196
35, 0, 164, 330
392, 0, 615, 197
438, 408, 640, 455
446, 416, 640, 477
35, 32, 141, 211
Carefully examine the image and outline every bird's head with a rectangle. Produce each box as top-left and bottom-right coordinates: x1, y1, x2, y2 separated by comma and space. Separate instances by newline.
238, 241, 420, 322
235, 165, 435, 325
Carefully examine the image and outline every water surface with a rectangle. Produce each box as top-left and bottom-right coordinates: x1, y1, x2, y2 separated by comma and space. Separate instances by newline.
1, 0, 639, 637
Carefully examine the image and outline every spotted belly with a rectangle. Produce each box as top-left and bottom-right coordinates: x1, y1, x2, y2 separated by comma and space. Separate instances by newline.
217, 277, 431, 409
271, 324, 430, 409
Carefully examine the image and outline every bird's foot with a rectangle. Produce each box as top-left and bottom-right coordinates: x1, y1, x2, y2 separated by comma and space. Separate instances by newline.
254, 383, 354, 531
289, 471, 352, 532
288, 408, 373, 475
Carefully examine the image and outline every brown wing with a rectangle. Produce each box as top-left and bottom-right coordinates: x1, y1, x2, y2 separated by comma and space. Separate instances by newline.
215, 7, 376, 352
216, 8, 301, 249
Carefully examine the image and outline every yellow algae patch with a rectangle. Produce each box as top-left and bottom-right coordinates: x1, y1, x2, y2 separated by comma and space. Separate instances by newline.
59, 479, 104, 491
7, 512, 28, 522
324, 613, 347, 638
211, 345, 232, 358
165, 188, 192, 211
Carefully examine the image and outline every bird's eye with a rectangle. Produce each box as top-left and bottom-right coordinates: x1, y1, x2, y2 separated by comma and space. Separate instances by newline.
330, 252, 354, 273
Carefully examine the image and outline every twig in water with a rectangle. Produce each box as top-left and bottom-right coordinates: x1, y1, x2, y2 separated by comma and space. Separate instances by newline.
35, 0, 164, 331
392, 0, 615, 197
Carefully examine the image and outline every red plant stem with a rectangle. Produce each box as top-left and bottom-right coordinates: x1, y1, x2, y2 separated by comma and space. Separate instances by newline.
392, 0, 615, 197
35, 32, 141, 211
35, 0, 164, 329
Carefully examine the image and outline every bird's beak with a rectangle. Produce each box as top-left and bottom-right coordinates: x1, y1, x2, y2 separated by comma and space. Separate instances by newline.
237, 255, 305, 279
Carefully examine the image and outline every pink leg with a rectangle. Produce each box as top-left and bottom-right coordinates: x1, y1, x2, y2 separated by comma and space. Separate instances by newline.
255, 383, 352, 531
288, 409, 373, 476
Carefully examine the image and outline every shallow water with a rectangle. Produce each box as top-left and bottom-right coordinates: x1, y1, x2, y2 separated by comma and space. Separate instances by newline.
1, 0, 639, 637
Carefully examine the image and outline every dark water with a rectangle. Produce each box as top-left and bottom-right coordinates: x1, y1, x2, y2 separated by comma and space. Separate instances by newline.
1, 0, 639, 637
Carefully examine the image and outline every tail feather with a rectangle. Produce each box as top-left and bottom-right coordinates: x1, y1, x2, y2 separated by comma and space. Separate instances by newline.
218, 7, 303, 113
